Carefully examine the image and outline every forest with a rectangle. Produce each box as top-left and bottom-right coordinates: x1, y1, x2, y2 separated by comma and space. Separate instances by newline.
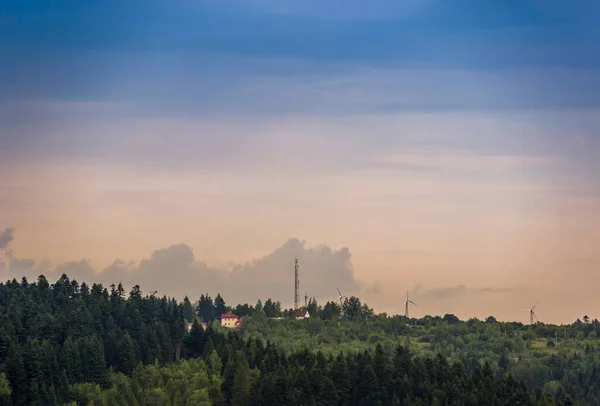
0, 274, 599, 405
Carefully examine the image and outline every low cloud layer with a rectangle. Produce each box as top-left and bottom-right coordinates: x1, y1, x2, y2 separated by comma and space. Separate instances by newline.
2, 232, 359, 307
415, 284, 516, 301
2, 227, 594, 323
0, 227, 14, 250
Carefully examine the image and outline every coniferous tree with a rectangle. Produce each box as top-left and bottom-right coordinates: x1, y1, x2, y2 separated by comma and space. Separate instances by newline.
1, 273, 599, 405
116, 332, 137, 375
499, 350, 510, 371
272, 374, 291, 406
320, 377, 338, 406
221, 355, 237, 404
197, 294, 215, 322
215, 294, 227, 319
0, 326, 13, 364
60, 336, 83, 383
255, 299, 263, 314
80, 334, 107, 386
139, 323, 160, 364
203, 335, 216, 359
4, 343, 27, 406
330, 353, 350, 405
182, 296, 195, 323
0, 373, 11, 406
185, 318, 207, 359
232, 357, 252, 406
374, 343, 392, 401
294, 368, 314, 406
352, 365, 380, 406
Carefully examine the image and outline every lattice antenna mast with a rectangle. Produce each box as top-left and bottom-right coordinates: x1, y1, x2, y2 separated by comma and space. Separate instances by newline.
294, 257, 300, 310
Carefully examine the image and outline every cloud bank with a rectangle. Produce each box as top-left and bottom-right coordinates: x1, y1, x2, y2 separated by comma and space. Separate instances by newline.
3, 227, 593, 323
2, 229, 358, 307
0, 227, 14, 251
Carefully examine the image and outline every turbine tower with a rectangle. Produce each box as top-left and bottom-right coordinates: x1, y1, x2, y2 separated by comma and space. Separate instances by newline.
294, 257, 300, 310
337, 288, 347, 319
524, 302, 538, 325
403, 291, 417, 318
337, 288, 346, 307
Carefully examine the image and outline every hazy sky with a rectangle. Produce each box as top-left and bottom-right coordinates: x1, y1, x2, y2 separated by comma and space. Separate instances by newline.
1, 0, 599, 323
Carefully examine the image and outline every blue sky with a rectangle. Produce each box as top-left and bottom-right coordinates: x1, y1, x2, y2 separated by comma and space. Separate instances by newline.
1, 0, 599, 321
2, 0, 598, 64
2, 0, 599, 98
2, 0, 599, 158
2, 0, 598, 197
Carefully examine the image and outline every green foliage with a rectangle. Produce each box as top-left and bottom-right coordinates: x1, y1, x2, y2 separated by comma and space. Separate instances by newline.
1, 274, 600, 405
232, 356, 252, 406
4, 342, 27, 405
239, 308, 600, 404
0, 373, 11, 406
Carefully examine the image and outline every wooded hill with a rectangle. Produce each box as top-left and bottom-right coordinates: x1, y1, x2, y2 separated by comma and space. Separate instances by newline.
0, 274, 598, 405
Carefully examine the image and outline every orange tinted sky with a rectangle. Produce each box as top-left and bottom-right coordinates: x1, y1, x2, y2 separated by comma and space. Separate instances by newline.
2, 109, 599, 323
1, 1, 599, 323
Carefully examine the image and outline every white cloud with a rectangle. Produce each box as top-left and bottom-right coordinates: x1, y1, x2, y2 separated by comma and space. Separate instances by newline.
3, 238, 359, 307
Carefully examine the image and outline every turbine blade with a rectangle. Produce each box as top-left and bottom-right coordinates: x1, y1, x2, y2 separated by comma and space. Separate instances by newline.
337, 288, 342, 296
532, 302, 538, 310
409, 301, 418, 306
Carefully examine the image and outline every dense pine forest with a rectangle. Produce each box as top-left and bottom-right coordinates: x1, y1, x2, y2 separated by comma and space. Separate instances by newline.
1, 275, 599, 405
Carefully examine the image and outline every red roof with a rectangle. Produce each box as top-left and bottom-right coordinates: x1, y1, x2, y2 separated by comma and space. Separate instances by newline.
220, 312, 239, 320
294, 309, 309, 317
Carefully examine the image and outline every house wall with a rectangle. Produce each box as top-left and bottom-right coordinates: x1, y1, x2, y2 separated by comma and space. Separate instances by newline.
221, 317, 237, 328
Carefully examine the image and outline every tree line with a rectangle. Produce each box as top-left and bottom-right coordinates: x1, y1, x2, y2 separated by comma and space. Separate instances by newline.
0, 274, 597, 405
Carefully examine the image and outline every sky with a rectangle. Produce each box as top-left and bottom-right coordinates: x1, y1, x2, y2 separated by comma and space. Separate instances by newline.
1, 0, 599, 324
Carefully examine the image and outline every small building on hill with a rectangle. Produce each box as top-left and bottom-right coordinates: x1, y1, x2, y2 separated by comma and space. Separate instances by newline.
294, 309, 310, 320
235, 316, 245, 329
220, 312, 239, 328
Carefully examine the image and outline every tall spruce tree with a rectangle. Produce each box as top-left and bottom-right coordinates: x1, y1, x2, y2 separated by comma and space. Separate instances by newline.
0, 373, 11, 406
4, 344, 27, 406
232, 357, 252, 406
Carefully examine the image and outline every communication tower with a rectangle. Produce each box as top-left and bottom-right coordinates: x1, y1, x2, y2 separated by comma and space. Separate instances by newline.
294, 257, 300, 310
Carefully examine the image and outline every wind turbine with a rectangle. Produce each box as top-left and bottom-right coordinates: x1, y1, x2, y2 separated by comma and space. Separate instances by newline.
523, 302, 538, 325
337, 288, 347, 320
337, 288, 346, 307
403, 291, 417, 318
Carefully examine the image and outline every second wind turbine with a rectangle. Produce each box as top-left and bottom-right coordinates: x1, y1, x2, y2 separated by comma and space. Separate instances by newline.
404, 291, 417, 318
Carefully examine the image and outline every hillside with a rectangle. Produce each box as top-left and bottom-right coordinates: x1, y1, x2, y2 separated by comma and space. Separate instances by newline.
240, 315, 600, 403
0, 274, 598, 405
